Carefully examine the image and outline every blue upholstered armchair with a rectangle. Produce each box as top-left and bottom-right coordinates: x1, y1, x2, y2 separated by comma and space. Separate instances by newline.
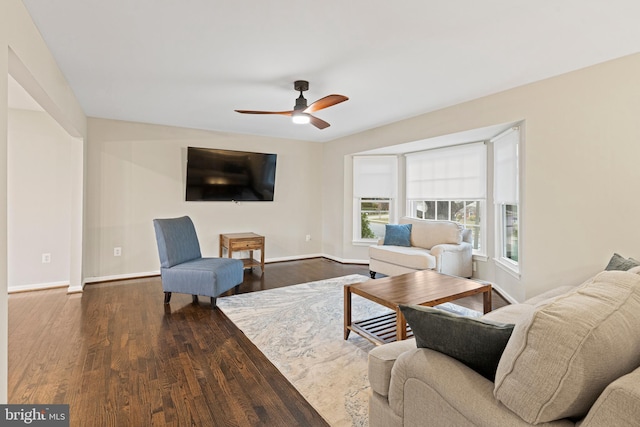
153, 216, 244, 308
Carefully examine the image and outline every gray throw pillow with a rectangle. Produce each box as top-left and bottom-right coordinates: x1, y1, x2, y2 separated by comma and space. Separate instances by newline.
604, 253, 640, 271
383, 223, 412, 247
400, 305, 514, 381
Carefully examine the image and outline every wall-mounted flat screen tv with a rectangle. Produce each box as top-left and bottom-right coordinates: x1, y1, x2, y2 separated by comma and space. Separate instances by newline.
185, 147, 277, 201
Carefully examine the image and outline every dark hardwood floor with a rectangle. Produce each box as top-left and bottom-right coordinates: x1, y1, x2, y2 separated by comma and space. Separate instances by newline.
8, 258, 508, 426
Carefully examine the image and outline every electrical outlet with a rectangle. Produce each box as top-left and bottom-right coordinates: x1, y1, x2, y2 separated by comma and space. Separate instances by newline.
305, 235, 311, 242
114, 247, 122, 257
42, 253, 51, 264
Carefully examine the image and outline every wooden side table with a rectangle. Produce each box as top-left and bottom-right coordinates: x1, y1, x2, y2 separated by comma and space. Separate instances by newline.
219, 232, 265, 274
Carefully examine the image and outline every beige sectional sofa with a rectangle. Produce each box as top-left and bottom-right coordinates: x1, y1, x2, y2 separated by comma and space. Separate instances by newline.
368, 269, 640, 426
369, 217, 473, 279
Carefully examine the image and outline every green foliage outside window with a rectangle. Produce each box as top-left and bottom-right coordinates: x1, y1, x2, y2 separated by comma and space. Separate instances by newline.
361, 212, 375, 239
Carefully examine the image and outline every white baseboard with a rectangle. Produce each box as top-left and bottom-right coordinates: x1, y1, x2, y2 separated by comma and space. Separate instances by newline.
265, 253, 324, 263
83, 255, 369, 285
489, 282, 518, 304
17, 258, 516, 303
84, 270, 160, 285
8, 281, 69, 294
321, 253, 369, 265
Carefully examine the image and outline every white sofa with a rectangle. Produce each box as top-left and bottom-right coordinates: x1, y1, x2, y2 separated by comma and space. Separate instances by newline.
367, 270, 640, 426
369, 217, 473, 279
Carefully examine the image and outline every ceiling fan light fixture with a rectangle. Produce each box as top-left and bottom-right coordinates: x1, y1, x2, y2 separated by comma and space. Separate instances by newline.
235, 80, 347, 129
292, 111, 311, 125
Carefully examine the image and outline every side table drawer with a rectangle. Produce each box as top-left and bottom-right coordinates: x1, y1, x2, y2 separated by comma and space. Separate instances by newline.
230, 239, 263, 251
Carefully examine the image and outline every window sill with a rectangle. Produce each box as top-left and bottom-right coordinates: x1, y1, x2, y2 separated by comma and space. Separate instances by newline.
353, 239, 379, 246
494, 257, 520, 279
472, 254, 488, 262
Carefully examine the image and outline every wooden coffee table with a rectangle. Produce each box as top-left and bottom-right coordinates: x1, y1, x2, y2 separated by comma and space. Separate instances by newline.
344, 270, 492, 345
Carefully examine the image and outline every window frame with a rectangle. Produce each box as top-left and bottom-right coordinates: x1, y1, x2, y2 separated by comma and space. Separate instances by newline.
406, 199, 486, 255
404, 142, 487, 256
352, 155, 398, 244
353, 197, 395, 244
492, 126, 521, 277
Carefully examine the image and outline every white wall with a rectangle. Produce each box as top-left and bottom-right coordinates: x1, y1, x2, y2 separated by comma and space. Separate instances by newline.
7, 109, 74, 291
323, 53, 640, 302
85, 118, 324, 280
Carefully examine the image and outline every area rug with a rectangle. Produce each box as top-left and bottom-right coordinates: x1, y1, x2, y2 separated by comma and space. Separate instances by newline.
216, 274, 480, 427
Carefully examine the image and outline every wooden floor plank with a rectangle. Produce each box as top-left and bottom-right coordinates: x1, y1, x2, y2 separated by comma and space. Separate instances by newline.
8, 258, 508, 426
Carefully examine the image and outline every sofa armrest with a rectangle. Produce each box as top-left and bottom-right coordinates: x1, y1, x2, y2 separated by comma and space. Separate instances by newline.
430, 242, 471, 255
387, 348, 573, 426
368, 339, 416, 397
431, 241, 473, 277
580, 366, 640, 427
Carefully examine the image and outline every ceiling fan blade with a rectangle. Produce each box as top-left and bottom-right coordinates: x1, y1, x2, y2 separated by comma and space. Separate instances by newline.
235, 110, 293, 116
309, 115, 330, 130
304, 94, 348, 113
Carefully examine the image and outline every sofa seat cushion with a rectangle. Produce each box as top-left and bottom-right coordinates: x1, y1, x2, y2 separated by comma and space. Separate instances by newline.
369, 245, 436, 270
494, 271, 640, 424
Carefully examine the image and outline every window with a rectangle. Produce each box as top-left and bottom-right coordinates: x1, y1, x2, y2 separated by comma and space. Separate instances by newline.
501, 204, 518, 262
493, 126, 520, 272
353, 156, 397, 241
359, 198, 390, 239
405, 142, 487, 254
407, 200, 482, 250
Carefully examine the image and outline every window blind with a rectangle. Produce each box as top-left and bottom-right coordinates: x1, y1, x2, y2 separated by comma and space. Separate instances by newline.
353, 156, 397, 198
405, 142, 486, 200
493, 127, 519, 204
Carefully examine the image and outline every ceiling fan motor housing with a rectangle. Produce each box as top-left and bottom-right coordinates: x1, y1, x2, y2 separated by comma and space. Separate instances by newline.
294, 80, 309, 92
293, 80, 309, 111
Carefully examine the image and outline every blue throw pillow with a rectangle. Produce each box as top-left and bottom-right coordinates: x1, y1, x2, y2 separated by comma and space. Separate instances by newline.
383, 223, 412, 246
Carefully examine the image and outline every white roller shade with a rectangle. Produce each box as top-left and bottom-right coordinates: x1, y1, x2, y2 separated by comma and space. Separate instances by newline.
353, 156, 397, 198
405, 142, 486, 200
493, 127, 519, 204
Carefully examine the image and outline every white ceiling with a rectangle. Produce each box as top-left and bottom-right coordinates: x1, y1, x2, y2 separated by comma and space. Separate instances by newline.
19, 0, 640, 143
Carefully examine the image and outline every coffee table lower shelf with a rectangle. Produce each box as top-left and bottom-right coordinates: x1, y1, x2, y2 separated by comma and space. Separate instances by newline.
348, 312, 413, 345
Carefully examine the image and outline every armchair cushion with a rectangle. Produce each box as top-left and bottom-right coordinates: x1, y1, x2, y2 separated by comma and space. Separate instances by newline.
383, 223, 412, 247
161, 257, 244, 297
400, 305, 514, 381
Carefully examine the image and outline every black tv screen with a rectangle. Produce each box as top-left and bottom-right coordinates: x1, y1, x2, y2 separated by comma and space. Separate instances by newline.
185, 147, 277, 201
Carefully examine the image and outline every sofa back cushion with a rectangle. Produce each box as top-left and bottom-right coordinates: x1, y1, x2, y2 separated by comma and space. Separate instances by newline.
494, 271, 640, 424
399, 217, 463, 249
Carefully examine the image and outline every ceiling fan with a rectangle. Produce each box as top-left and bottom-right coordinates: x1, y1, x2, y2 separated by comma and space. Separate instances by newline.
235, 80, 348, 129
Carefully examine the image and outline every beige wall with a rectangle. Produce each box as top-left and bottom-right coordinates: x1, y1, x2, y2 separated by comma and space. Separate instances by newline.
8, 109, 74, 291
1, 0, 87, 402
323, 53, 640, 301
86, 118, 324, 280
